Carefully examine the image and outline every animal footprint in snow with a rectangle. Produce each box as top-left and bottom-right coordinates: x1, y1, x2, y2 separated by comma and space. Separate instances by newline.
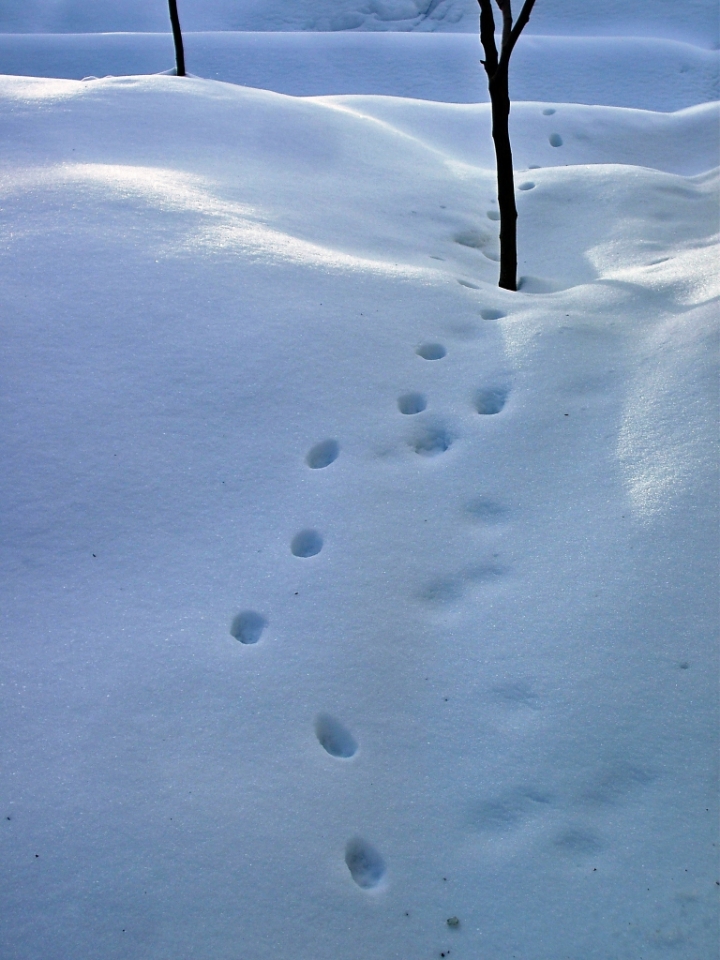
473, 786, 552, 833
552, 827, 605, 856
315, 713, 358, 758
549, 133, 563, 147
306, 439, 339, 469
412, 425, 453, 457
475, 386, 509, 415
454, 230, 487, 249
345, 837, 386, 889
492, 680, 540, 709
465, 497, 508, 524
397, 392, 427, 415
416, 342, 446, 360
580, 761, 655, 807
420, 576, 464, 604
420, 564, 504, 605
230, 610, 267, 645
291, 529, 323, 557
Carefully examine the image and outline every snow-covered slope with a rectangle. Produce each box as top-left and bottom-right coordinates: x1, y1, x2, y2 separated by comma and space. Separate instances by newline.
1, 1, 718, 957
0, 73, 717, 959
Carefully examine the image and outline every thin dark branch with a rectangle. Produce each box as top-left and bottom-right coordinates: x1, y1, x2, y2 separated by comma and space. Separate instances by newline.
168, 0, 186, 77
495, 0, 513, 50
477, 0, 498, 77
503, 0, 537, 60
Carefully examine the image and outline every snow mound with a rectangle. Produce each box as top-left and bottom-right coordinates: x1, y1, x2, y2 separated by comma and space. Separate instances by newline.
0, 75, 717, 959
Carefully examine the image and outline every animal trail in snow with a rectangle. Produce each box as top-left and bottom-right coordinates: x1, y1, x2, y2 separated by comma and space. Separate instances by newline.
345, 837, 386, 889
230, 610, 267, 645
416, 342, 446, 360
314, 713, 358, 758
291, 529, 323, 557
397, 392, 427, 415
306, 439, 339, 469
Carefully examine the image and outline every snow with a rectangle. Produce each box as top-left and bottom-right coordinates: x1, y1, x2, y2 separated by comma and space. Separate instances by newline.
1, 0, 718, 45
0, 3, 718, 960
1, 32, 717, 110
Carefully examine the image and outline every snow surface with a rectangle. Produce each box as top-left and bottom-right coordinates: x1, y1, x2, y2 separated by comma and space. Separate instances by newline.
1, 0, 718, 45
1, 32, 717, 110
0, 3, 718, 960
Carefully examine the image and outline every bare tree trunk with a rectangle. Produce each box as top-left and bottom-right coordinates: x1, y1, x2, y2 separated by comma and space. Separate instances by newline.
489, 63, 517, 290
168, 0, 186, 77
478, 0, 537, 291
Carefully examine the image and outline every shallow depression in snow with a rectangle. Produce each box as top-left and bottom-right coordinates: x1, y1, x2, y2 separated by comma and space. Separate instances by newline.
344, 838, 386, 889
290, 529, 324, 557
397, 391, 427, 414
314, 714, 358, 759
412, 425, 453, 456
415, 342, 447, 360
306, 438, 340, 469
229, 610, 267, 645
475, 386, 509, 415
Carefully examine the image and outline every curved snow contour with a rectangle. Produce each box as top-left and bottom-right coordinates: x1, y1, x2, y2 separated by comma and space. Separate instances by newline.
617, 302, 718, 520
595, 170, 719, 519
0, 162, 431, 280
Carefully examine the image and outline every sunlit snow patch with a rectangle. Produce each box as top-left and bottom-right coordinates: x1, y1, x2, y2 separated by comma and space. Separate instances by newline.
0, 162, 431, 278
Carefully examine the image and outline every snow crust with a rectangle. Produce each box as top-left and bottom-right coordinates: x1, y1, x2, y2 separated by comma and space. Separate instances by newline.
0, 4, 718, 960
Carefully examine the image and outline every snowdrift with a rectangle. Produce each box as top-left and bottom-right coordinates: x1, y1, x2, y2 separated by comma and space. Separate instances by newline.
0, 72, 717, 959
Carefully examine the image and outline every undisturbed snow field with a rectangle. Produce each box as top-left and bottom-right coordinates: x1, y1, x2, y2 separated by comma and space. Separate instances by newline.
0, 4, 718, 960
